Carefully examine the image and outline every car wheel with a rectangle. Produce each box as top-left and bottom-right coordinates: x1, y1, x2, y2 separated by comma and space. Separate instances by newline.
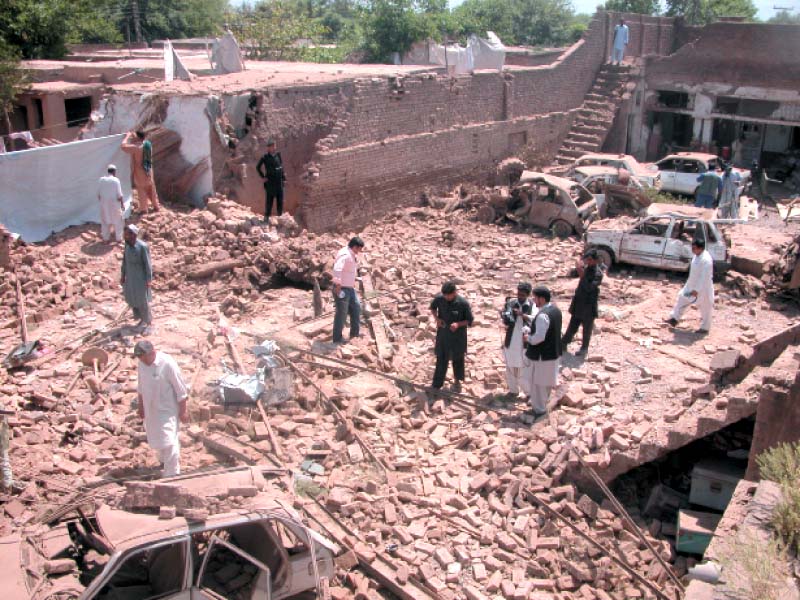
551, 219, 573, 239
476, 205, 497, 224
595, 247, 613, 269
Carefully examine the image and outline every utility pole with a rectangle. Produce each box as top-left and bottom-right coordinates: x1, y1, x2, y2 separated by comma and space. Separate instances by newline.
131, 0, 143, 43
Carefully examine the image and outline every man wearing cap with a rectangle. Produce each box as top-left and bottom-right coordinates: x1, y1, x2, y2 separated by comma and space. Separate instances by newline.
97, 164, 125, 243
430, 281, 474, 393
121, 224, 153, 330
561, 249, 603, 356
500, 282, 534, 397
134, 340, 188, 477
523, 286, 562, 420
256, 139, 286, 219
121, 130, 160, 213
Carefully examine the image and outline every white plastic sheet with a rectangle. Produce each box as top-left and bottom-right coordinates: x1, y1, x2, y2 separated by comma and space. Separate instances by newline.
424, 31, 506, 74
0, 134, 133, 242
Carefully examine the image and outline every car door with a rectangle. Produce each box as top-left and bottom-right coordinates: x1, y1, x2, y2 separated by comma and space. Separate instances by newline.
675, 159, 702, 194
662, 219, 698, 271
527, 183, 565, 228
618, 216, 671, 267
656, 159, 677, 192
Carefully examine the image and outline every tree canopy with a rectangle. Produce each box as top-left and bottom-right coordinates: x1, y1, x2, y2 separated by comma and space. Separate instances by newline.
664, 0, 757, 25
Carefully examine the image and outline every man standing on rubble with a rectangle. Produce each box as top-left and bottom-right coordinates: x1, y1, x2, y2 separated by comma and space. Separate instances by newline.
611, 18, 629, 65
121, 224, 153, 331
694, 167, 722, 209
121, 130, 160, 213
134, 340, 188, 478
256, 139, 286, 219
561, 249, 603, 357
97, 164, 125, 243
332, 236, 365, 344
718, 164, 741, 220
666, 239, 714, 334
501, 282, 534, 398
430, 281, 474, 393
523, 286, 562, 421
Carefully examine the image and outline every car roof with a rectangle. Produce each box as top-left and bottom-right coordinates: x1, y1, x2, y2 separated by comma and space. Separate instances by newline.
573, 165, 621, 176
519, 170, 579, 190
662, 152, 717, 161
647, 203, 715, 220
96, 499, 295, 551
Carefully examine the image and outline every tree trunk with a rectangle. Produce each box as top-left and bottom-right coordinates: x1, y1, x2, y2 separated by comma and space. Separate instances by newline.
3, 108, 12, 138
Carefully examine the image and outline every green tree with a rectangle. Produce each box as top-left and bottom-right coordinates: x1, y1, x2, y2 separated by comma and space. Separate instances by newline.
0, 39, 30, 134
137, 0, 228, 42
0, 0, 70, 58
360, 0, 436, 62
604, 0, 660, 15
665, 0, 757, 25
767, 10, 800, 24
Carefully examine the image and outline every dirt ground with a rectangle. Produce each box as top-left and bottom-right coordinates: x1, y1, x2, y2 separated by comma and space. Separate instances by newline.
1, 191, 799, 599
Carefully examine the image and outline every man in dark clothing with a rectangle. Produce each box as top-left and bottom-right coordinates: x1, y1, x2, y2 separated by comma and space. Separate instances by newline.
256, 139, 286, 218
430, 281, 474, 393
561, 248, 604, 356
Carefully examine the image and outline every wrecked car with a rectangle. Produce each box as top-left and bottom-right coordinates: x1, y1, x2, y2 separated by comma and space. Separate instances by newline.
477, 171, 597, 238
650, 152, 751, 196
585, 204, 730, 277
3, 467, 337, 600
564, 153, 661, 189
569, 165, 652, 218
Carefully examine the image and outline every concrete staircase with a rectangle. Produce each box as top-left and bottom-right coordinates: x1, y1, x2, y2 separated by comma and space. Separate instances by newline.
554, 64, 633, 166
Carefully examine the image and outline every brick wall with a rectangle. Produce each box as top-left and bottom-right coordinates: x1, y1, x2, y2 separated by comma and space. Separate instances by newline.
299, 111, 576, 232
604, 12, 678, 59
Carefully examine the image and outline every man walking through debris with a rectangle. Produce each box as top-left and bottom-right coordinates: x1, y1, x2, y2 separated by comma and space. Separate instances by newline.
332, 236, 365, 344
121, 224, 153, 331
134, 340, 188, 478
561, 249, 603, 357
430, 281, 474, 393
694, 167, 722, 209
97, 164, 125, 243
523, 286, 562, 421
501, 282, 534, 398
122, 130, 160, 213
666, 239, 714, 333
256, 139, 286, 219
611, 18, 629, 65
718, 164, 741, 220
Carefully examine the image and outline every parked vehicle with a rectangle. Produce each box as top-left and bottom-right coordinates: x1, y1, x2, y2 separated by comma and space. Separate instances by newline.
477, 171, 597, 238
565, 153, 662, 189
585, 204, 730, 277
2, 468, 337, 600
570, 165, 652, 218
650, 152, 751, 196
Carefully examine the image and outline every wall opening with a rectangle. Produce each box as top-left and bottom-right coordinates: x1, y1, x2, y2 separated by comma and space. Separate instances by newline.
65, 96, 93, 128
656, 90, 689, 109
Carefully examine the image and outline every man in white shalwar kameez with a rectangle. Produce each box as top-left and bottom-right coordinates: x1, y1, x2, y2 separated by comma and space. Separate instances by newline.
135, 340, 188, 477
97, 164, 124, 242
611, 18, 629, 65
523, 286, 563, 420
500, 282, 535, 397
666, 239, 715, 333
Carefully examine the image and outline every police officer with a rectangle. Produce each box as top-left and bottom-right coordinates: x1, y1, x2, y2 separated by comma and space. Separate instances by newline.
256, 139, 286, 219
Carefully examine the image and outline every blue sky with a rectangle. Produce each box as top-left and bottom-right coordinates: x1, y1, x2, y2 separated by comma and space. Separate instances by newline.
229, 0, 795, 21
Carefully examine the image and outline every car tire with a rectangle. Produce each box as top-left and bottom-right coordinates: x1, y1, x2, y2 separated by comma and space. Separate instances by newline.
551, 219, 573, 239
476, 205, 497, 224
595, 247, 614, 269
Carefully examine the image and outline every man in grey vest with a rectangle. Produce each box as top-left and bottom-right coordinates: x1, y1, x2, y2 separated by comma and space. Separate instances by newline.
523, 286, 562, 421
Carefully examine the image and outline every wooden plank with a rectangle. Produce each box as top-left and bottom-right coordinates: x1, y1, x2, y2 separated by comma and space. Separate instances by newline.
302, 500, 440, 600
256, 399, 284, 460
359, 274, 393, 370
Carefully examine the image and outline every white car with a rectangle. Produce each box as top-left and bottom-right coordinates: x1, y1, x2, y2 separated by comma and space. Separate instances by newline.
585, 204, 730, 277
567, 153, 661, 189
651, 152, 751, 196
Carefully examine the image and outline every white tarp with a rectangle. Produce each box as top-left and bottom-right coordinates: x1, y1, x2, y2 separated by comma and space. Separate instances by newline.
164, 40, 193, 82
425, 31, 506, 74
0, 134, 133, 242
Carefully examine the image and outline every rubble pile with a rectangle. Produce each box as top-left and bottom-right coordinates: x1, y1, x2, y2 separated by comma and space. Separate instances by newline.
763, 230, 800, 293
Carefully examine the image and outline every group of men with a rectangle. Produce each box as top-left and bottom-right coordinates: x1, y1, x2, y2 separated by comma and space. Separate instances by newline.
694, 163, 742, 219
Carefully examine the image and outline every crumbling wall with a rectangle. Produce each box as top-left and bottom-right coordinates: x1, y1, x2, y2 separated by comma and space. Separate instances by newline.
604, 11, 678, 59
299, 111, 575, 232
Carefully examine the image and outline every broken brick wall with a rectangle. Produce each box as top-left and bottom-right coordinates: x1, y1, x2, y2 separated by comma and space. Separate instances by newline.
299, 111, 576, 232
604, 11, 679, 60
646, 22, 800, 90
295, 14, 611, 231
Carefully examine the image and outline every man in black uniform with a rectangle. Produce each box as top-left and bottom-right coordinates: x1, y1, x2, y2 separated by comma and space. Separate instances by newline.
430, 281, 474, 393
256, 139, 286, 219
561, 248, 603, 357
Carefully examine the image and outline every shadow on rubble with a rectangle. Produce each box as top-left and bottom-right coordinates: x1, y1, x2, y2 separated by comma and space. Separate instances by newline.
81, 240, 117, 257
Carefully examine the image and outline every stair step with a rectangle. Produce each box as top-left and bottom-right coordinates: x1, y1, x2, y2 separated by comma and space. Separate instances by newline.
584, 100, 614, 110
574, 124, 606, 136
558, 148, 584, 159
565, 132, 601, 144
564, 138, 600, 150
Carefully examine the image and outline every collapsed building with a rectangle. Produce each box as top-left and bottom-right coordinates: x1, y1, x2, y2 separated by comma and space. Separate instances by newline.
1, 9, 800, 600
